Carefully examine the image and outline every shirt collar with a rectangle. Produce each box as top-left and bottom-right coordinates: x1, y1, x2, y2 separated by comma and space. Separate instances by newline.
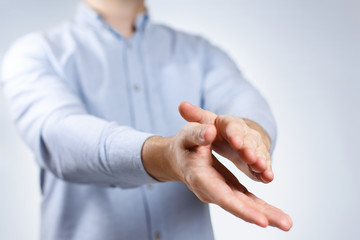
75, 2, 150, 34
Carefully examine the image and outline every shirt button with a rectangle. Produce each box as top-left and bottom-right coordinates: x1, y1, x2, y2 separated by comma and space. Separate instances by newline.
154, 231, 161, 239
133, 84, 140, 91
147, 184, 153, 189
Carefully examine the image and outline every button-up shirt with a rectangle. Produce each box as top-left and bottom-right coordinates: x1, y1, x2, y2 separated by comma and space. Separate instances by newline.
1, 3, 276, 240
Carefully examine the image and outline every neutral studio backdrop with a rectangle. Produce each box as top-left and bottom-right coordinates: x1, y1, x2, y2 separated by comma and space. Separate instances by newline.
1, 0, 359, 239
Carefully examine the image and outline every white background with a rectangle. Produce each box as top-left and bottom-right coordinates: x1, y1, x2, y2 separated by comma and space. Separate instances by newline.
1, 0, 359, 239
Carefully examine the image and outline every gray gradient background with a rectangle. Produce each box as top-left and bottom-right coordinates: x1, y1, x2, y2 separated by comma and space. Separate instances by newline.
1, 0, 359, 239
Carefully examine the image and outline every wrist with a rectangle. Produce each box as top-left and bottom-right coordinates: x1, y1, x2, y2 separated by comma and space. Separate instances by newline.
141, 136, 178, 182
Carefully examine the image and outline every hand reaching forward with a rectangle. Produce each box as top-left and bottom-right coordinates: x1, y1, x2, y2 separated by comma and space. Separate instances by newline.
142, 122, 293, 231
179, 102, 274, 183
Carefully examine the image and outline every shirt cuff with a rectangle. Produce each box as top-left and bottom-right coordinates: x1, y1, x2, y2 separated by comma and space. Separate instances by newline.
105, 125, 159, 188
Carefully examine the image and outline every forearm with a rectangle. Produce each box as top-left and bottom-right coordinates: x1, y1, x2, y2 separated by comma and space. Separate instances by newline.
41, 112, 157, 187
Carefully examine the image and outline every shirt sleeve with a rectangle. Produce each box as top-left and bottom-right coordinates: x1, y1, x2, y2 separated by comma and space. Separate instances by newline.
201, 40, 277, 153
1, 33, 158, 188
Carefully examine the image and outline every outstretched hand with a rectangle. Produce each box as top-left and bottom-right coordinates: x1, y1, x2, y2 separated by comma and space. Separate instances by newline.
179, 102, 274, 183
176, 123, 292, 230
142, 103, 292, 231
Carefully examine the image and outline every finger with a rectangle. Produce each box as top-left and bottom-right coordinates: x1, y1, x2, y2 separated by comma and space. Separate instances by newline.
187, 157, 268, 227
249, 157, 267, 173
178, 101, 217, 124
212, 155, 248, 191
260, 151, 274, 182
250, 162, 273, 183
261, 169, 274, 183
237, 148, 259, 166
217, 118, 265, 169
181, 123, 216, 148
246, 192, 293, 231
215, 117, 261, 168
209, 156, 269, 227
210, 155, 292, 231
255, 145, 267, 162
237, 148, 268, 183
243, 132, 261, 150
223, 165, 292, 231
251, 146, 269, 172
216, 116, 247, 150
252, 172, 265, 183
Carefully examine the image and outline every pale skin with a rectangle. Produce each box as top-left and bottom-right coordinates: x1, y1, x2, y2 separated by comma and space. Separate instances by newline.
86, 0, 293, 231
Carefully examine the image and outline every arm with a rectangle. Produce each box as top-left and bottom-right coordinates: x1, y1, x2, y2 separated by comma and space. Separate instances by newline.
1, 34, 157, 188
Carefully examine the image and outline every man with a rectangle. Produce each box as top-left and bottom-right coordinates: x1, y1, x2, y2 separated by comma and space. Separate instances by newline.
1, 0, 292, 239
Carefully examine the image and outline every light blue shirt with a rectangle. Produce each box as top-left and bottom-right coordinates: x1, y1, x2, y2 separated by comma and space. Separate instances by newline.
1, 3, 276, 240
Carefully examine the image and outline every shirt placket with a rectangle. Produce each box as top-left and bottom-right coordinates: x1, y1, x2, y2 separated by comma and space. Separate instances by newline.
125, 38, 152, 132
125, 36, 164, 240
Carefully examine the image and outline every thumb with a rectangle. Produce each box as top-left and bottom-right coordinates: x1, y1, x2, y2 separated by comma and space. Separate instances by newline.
181, 123, 217, 148
178, 102, 217, 124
